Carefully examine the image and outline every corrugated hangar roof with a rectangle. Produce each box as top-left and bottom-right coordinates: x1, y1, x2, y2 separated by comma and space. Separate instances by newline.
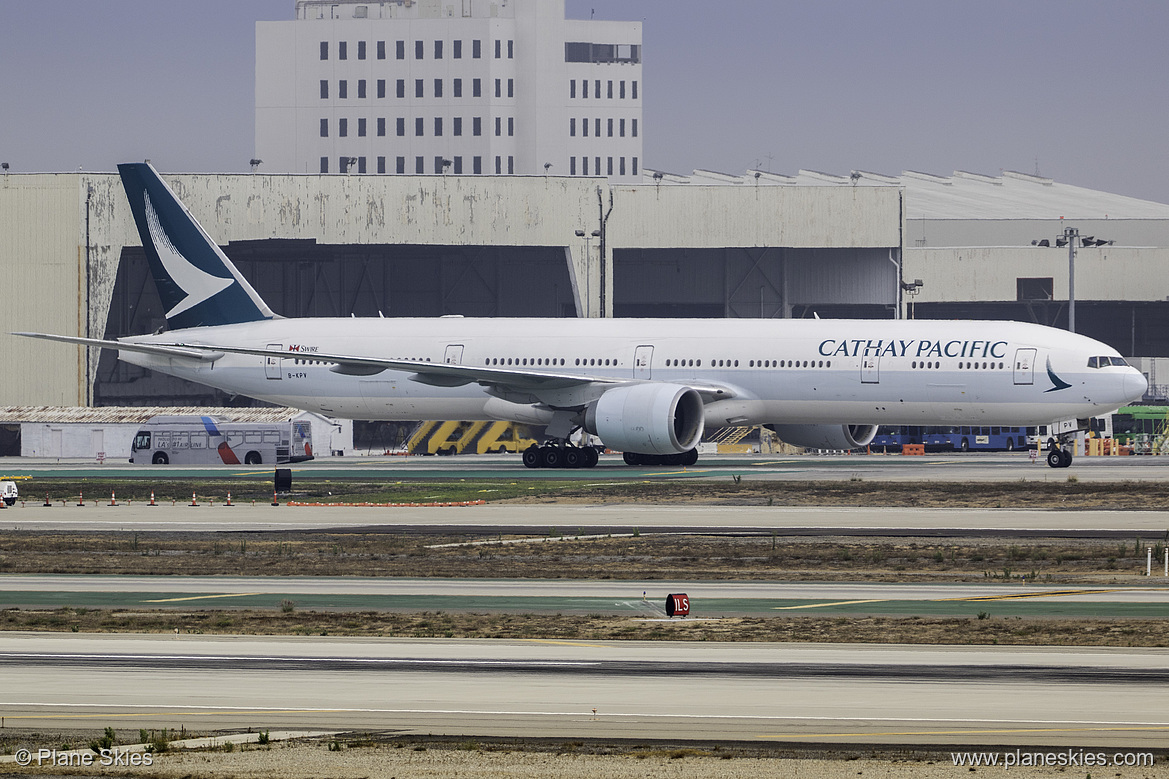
0, 407, 306, 425
642, 168, 1169, 221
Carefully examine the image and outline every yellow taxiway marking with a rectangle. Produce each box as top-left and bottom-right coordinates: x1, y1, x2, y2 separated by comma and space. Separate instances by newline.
524, 639, 611, 649
772, 599, 886, 611
647, 469, 712, 477
141, 592, 263, 603
942, 588, 1127, 602
758, 724, 1169, 739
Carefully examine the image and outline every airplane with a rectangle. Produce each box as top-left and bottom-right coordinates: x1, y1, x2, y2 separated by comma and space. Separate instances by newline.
17, 162, 1148, 469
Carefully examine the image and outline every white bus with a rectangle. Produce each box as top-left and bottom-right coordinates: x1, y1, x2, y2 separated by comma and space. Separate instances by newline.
130, 415, 313, 465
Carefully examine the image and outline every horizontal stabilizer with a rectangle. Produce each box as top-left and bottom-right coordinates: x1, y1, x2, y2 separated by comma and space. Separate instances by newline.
12, 332, 224, 362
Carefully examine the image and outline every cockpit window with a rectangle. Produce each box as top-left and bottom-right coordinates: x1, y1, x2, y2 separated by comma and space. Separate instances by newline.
1088, 356, 1130, 368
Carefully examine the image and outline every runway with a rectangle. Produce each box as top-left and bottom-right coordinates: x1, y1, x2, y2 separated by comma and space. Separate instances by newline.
4, 501, 1169, 535
2, 576, 1167, 617
1, 633, 1165, 748
5, 450, 1169, 482
3, 454, 1167, 752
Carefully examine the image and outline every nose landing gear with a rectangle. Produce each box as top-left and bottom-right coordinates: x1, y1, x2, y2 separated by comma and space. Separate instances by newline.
1045, 438, 1074, 468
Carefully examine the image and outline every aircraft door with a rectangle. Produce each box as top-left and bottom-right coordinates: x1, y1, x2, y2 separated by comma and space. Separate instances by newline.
1013, 348, 1036, 385
861, 354, 880, 384
265, 343, 283, 380
444, 344, 464, 365
634, 345, 653, 380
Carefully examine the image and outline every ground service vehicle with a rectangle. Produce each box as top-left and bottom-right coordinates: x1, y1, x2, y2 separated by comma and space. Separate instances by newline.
130, 415, 312, 465
872, 425, 1032, 452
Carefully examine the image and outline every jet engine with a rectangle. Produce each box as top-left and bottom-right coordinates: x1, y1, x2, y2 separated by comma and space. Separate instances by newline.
585, 383, 704, 455
767, 423, 878, 450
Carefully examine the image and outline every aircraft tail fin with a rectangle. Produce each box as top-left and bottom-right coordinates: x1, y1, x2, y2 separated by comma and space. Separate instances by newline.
117, 162, 276, 330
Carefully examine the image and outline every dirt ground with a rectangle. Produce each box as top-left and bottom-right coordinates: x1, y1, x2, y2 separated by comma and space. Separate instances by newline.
1, 530, 1164, 582
3, 608, 1168, 647
1, 731, 1164, 779
502, 478, 1169, 510
22, 477, 1169, 511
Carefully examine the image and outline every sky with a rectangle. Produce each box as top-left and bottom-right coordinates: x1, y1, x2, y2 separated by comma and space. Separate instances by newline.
2, 0, 1167, 202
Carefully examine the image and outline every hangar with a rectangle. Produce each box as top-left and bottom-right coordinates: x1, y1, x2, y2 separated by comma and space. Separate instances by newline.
0, 171, 900, 408
1, 167, 1166, 413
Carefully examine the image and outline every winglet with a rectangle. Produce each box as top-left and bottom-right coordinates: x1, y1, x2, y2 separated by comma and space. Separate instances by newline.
117, 162, 276, 330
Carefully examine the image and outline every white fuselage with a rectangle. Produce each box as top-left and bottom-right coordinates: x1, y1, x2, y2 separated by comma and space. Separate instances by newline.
118, 317, 1146, 428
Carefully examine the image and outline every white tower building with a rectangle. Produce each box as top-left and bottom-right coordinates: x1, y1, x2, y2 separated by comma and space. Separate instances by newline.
256, 0, 642, 180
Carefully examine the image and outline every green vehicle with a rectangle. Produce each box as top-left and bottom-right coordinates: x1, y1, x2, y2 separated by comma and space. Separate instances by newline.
1111, 405, 1169, 450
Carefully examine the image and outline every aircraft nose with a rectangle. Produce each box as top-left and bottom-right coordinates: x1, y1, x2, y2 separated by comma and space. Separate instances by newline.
1125, 370, 1148, 402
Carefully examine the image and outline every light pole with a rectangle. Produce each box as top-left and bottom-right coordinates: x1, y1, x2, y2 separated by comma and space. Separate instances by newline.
574, 229, 600, 317
901, 279, 923, 319
1032, 227, 1112, 333
1063, 226, 1078, 333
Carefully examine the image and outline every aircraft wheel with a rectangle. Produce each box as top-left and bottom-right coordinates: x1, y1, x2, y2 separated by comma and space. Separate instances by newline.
562, 447, 582, 469
623, 451, 642, 466
152, 451, 169, 465
681, 448, 699, 466
1059, 449, 1074, 468
522, 446, 542, 468
541, 446, 562, 468
583, 447, 599, 468
1046, 449, 1063, 468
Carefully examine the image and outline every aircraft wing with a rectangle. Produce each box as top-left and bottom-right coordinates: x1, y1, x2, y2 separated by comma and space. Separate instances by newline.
162, 341, 738, 404
14, 333, 737, 405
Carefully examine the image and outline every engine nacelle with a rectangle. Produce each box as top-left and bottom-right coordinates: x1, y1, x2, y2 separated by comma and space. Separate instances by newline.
767, 423, 878, 451
585, 383, 705, 455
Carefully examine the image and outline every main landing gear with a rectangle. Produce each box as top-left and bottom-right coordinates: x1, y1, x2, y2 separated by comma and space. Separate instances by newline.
623, 449, 699, 467
522, 443, 600, 469
1045, 438, 1073, 468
